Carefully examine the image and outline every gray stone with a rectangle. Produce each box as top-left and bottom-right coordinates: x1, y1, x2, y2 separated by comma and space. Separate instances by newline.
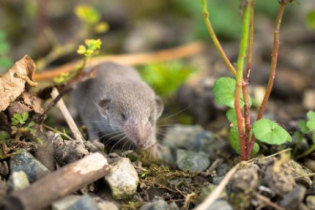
7, 171, 30, 191
52, 195, 80, 210
68, 195, 100, 210
104, 157, 139, 200
140, 199, 169, 210
168, 201, 180, 210
212, 176, 224, 185
97, 201, 119, 210
216, 163, 230, 177
176, 149, 210, 173
206, 199, 233, 210
306, 195, 315, 210
10, 149, 50, 183
279, 185, 306, 210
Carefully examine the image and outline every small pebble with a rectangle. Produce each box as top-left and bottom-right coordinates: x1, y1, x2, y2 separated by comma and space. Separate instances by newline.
68, 195, 100, 210
7, 171, 30, 191
279, 185, 306, 210
10, 149, 50, 183
104, 157, 139, 200
140, 199, 169, 210
176, 149, 210, 173
52, 195, 80, 210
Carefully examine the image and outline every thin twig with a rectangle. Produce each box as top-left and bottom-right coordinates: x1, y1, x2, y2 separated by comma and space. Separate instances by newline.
194, 163, 241, 210
201, 0, 236, 76
255, 194, 285, 210
33, 41, 204, 81
51, 87, 85, 144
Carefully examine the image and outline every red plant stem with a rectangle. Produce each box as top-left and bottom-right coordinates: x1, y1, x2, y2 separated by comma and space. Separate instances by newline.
235, 4, 251, 161
249, 2, 287, 152
243, 0, 255, 158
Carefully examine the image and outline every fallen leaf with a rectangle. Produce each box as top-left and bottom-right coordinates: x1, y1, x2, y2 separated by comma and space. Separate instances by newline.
0, 55, 36, 111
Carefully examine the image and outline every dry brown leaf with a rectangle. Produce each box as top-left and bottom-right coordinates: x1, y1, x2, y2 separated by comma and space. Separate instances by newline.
0, 55, 36, 111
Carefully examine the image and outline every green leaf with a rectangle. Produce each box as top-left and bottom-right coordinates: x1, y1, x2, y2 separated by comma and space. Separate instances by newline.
306, 10, 315, 31
75, 5, 100, 24
0, 57, 13, 68
307, 111, 315, 121
298, 120, 310, 134
213, 77, 251, 108
0, 131, 10, 140
213, 77, 237, 108
229, 126, 259, 155
307, 120, 315, 131
28, 121, 35, 128
22, 113, 29, 122
253, 119, 292, 145
226, 108, 237, 123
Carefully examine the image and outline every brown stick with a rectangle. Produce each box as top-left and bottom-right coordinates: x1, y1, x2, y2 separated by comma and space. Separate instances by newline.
33, 41, 205, 81
0, 153, 111, 210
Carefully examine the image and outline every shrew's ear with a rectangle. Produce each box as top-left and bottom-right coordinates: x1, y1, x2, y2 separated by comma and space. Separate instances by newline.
155, 96, 164, 118
98, 98, 111, 115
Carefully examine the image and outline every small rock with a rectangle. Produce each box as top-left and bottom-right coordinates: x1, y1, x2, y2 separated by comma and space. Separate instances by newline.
262, 161, 296, 196
104, 157, 139, 200
279, 185, 306, 210
168, 201, 180, 210
10, 149, 50, 183
163, 125, 217, 152
205, 199, 233, 210
290, 160, 312, 188
97, 201, 119, 210
212, 176, 224, 185
232, 166, 258, 191
7, 171, 30, 191
303, 89, 315, 110
140, 199, 169, 210
304, 159, 315, 172
216, 163, 230, 177
52, 195, 80, 210
306, 195, 315, 210
68, 195, 100, 210
176, 149, 210, 173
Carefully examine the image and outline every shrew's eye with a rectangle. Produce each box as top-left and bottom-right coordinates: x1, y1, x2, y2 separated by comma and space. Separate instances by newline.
121, 113, 127, 121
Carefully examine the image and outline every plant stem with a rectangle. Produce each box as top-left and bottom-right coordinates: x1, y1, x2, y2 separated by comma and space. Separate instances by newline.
243, 0, 256, 158
249, 2, 287, 152
295, 143, 315, 160
235, 3, 251, 161
201, 0, 236, 77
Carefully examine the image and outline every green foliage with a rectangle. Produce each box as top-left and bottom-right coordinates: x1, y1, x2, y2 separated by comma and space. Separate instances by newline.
140, 61, 194, 98
0, 131, 10, 141
77, 39, 102, 57
294, 111, 315, 159
253, 119, 292, 145
213, 77, 251, 108
75, 5, 101, 24
226, 108, 237, 125
11, 113, 35, 134
229, 126, 259, 155
75, 5, 109, 34
0, 31, 13, 69
174, 0, 287, 40
53, 39, 102, 84
11, 113, 29, 126
306, 10, 315, 30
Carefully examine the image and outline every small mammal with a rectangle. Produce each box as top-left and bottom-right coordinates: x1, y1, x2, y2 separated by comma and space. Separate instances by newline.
72, 62, 163, 150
